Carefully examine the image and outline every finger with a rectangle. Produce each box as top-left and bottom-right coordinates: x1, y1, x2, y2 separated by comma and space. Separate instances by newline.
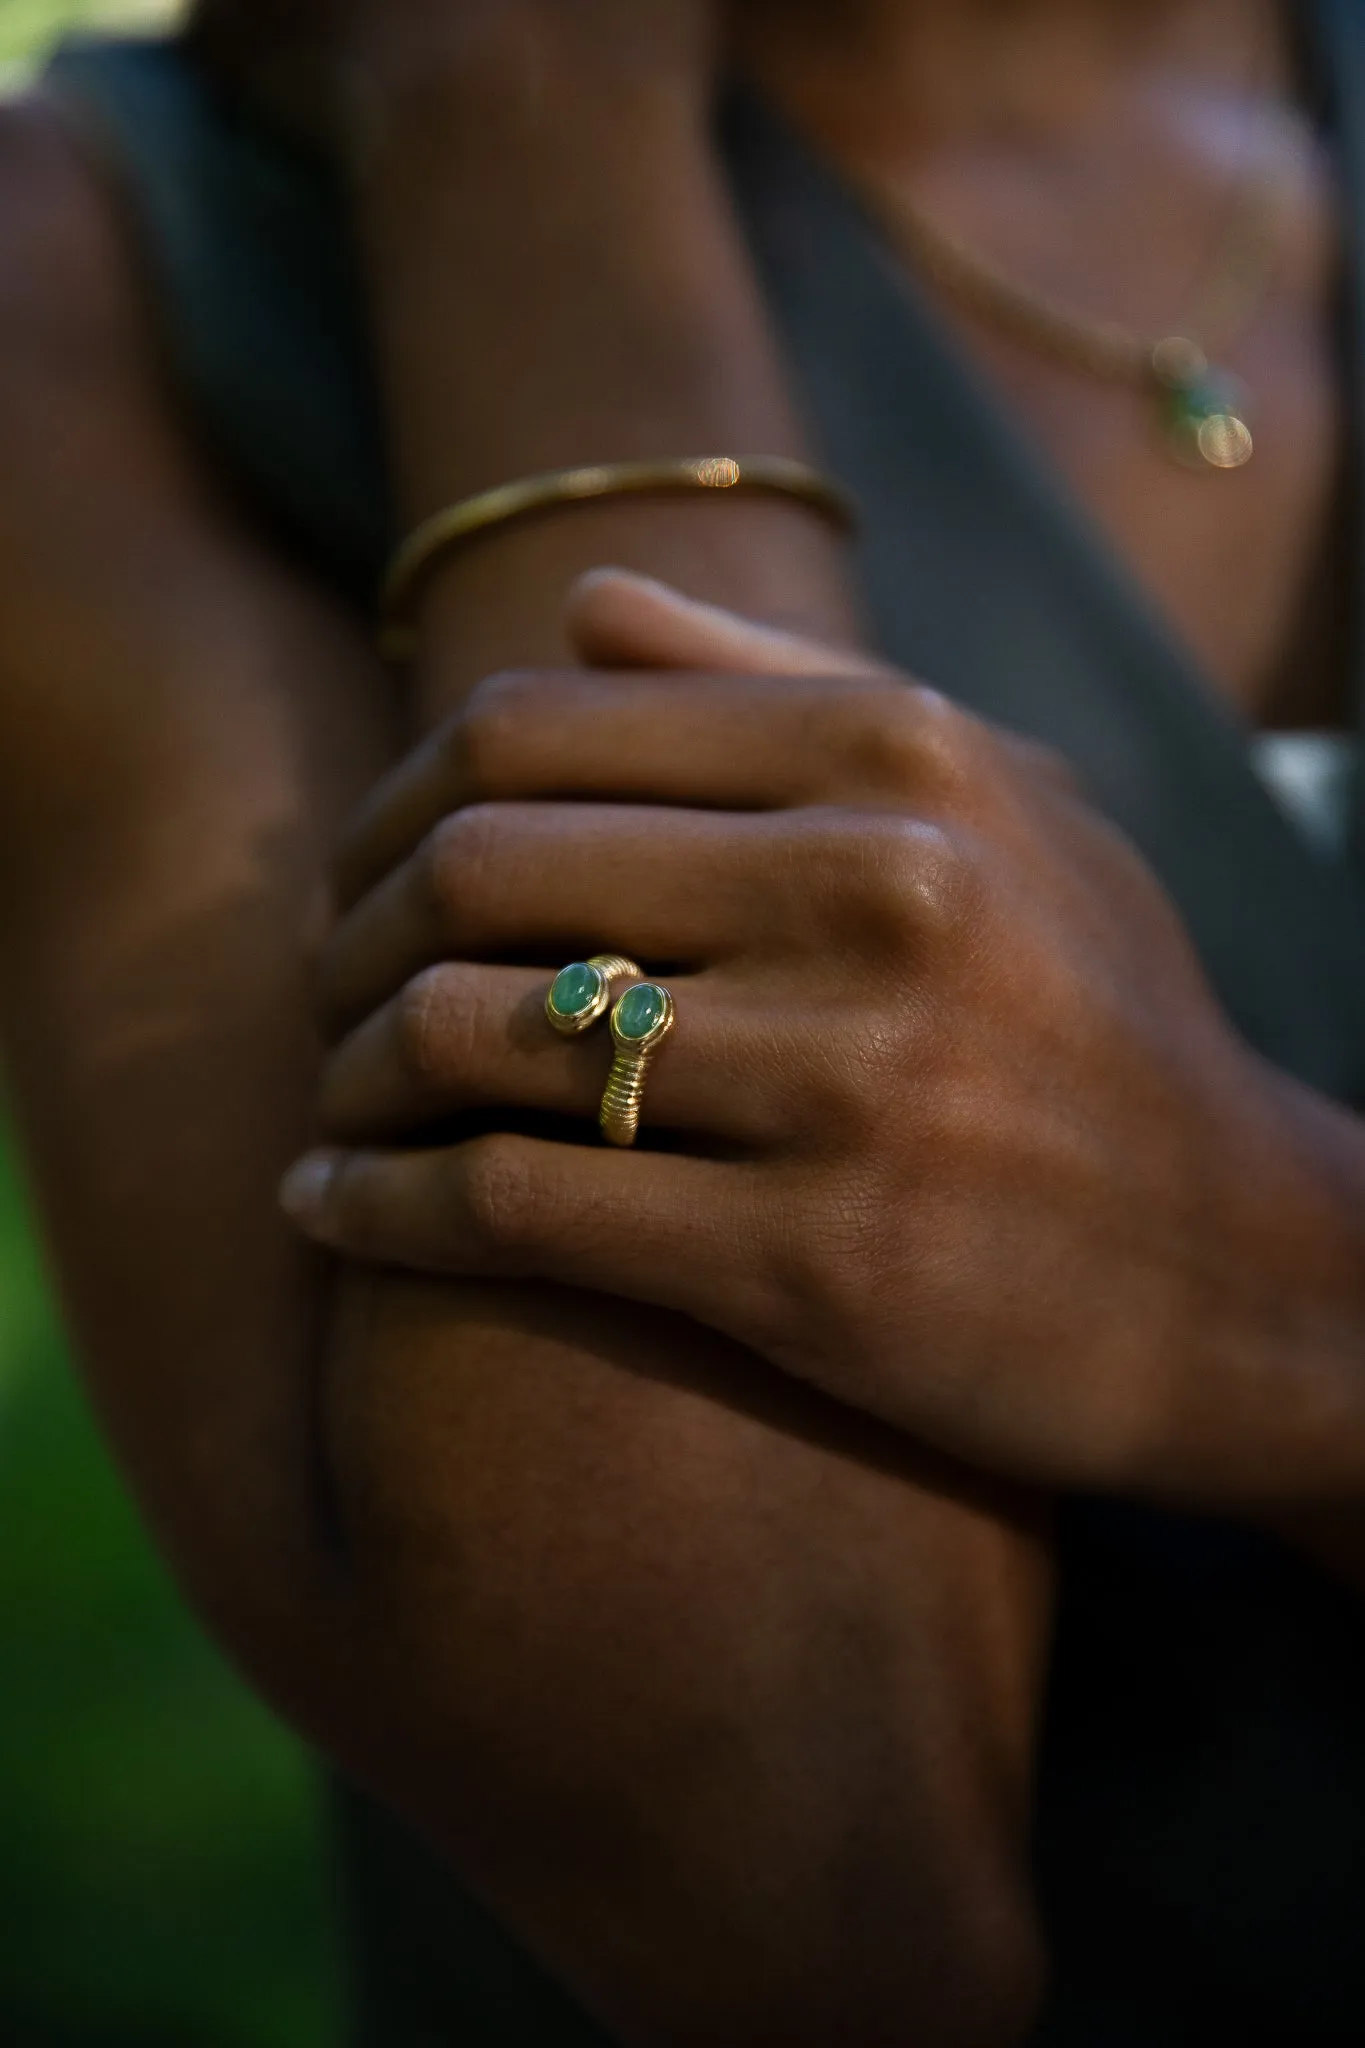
570, 573, 1083, 809
332, 720, 473, 913
331, 672, 868, 912
278, 1132, 776, 1350
1005, 732, 1083, 800
567, 567, 889, 679
320, 802, 797, 1037
336, 667, 994, 914
317, 962, 784, 1147
568, 575, 1082, 802
333, 571, 891, 908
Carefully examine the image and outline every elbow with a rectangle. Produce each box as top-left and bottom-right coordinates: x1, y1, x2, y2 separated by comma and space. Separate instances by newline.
827, 1872, 1046, 2048
617, 1854, 1047, 2048
787, 1849, 1048, 2048
914, 1881, 1048, 2048
791, 1788, 1048, 2048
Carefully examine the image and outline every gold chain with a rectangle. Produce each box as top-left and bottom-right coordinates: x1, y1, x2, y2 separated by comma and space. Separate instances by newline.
846, 114, 1304, 470
855, 148, 1296, 386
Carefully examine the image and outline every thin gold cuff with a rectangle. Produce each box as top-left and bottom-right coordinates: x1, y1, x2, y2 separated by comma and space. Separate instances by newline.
380, 456, 858, 660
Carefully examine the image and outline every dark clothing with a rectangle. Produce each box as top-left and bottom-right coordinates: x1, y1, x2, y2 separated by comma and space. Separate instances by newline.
49, 5, 1365, 2038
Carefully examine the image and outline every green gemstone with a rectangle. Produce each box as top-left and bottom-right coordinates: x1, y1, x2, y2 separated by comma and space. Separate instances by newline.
1177, 379, 1219, 423
1163, 370, 1252, 469
615, 982, 669, 1043
1165, 376, 1212, 435
548, 962, 603, 1020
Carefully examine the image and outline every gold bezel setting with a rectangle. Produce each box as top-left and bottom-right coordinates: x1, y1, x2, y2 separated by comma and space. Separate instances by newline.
546, 955, 642, 1038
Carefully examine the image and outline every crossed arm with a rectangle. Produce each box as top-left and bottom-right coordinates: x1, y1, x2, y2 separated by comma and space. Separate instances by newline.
0, 49, 1051, 2048
11, 14, 1365, 2038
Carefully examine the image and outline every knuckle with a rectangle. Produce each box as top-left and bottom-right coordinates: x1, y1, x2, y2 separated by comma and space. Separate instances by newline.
769, 1179, 886, 1349
825, 684, 922, 792
1008, 733, 1081, 797
829, 683, 982, 801
840, 816, 981, 948
394, 965, 469, 1089
791, 1059, 879, 1156
892, 821, 983, 938
895, 686, 984, 800
459, 1136, 540, 1258
422, 802, 502, 919
329, 1153, 388, 1259
453, 670, 545, 796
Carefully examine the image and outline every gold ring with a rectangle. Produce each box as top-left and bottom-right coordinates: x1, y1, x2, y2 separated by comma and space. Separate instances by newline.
545, 955, 642, 1037
600, 984, 676, 1148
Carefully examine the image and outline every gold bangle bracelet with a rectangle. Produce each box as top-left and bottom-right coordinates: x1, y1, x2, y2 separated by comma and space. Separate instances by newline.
379, 455, 858, 660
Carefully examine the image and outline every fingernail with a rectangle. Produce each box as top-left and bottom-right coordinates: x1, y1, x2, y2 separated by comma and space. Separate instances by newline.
279, 1151, 340, 1234
573, 566, 678, 603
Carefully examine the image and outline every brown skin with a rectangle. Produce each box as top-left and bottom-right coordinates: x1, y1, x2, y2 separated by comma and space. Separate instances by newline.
0, 16, 1050, 2046
293, 572, 1365, 1517
328, 13, 1054, 2038
286, 0, 1365, 1521
740, 0, 1346, 726
3, 0, 1361, 2033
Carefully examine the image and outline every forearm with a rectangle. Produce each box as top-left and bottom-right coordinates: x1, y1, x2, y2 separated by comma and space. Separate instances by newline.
326, 1274, 1050, 2043
0, 62, 1048, 2044
352, 27, 857, 700
335, 29, 1365, 1589
320, 38, 1048, 2040
0, 102, 382, 1703
0, 221, 1045, 2036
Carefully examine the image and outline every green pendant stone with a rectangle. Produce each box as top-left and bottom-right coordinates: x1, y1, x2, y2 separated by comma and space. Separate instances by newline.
1163, 372, 1253, 470
548, 962, 604, 1021
614, 982, 669, 1043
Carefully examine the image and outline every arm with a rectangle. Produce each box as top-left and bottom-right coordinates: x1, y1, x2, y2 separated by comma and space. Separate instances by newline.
0, 66, 1048, 2048
239, 14, 1365, 1592
305, 568, 1365, 1564
335, 24, 1365, 1596
333, 23, 1053, 2033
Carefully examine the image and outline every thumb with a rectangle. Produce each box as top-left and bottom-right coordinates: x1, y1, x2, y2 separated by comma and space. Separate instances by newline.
567, 568, 889, 680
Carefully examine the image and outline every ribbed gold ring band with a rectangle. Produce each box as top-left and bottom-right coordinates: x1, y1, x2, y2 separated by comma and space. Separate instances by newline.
600, 985, 676, 1150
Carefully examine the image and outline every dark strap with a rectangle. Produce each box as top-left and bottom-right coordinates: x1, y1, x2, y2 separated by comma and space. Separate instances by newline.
723, 66, 1365, 1103
719, 43, 1365, 2036
48, 37, 388, 598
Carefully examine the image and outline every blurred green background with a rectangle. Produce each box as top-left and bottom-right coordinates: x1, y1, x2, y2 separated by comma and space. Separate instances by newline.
1, 5, 338, 2044
0, 0, 176, 81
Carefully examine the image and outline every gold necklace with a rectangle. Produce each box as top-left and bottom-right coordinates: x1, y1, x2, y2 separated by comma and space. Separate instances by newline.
854, 137, 1299, 472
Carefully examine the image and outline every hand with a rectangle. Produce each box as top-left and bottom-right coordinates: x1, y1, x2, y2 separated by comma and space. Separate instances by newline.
282, 572, 1363, 1506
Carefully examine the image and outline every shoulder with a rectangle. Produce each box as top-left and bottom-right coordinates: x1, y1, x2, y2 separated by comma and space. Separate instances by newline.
0, 92, 147, 410
0, 90, 387, 891
0, 90, 178, 621
0, 99, 185, 827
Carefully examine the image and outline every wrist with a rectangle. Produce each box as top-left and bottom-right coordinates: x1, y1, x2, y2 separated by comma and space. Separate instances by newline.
1253, 1072, 1365, 1493
1141, 1052, 1365, 1510
339, 9, 711, 169
356, 49, 807, 535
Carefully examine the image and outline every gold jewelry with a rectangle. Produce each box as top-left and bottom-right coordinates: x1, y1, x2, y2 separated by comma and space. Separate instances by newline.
600, 983, 676, 1149
854, 138, 1300, 473
380, 456, 858, 659
546, 956, 643, 1038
